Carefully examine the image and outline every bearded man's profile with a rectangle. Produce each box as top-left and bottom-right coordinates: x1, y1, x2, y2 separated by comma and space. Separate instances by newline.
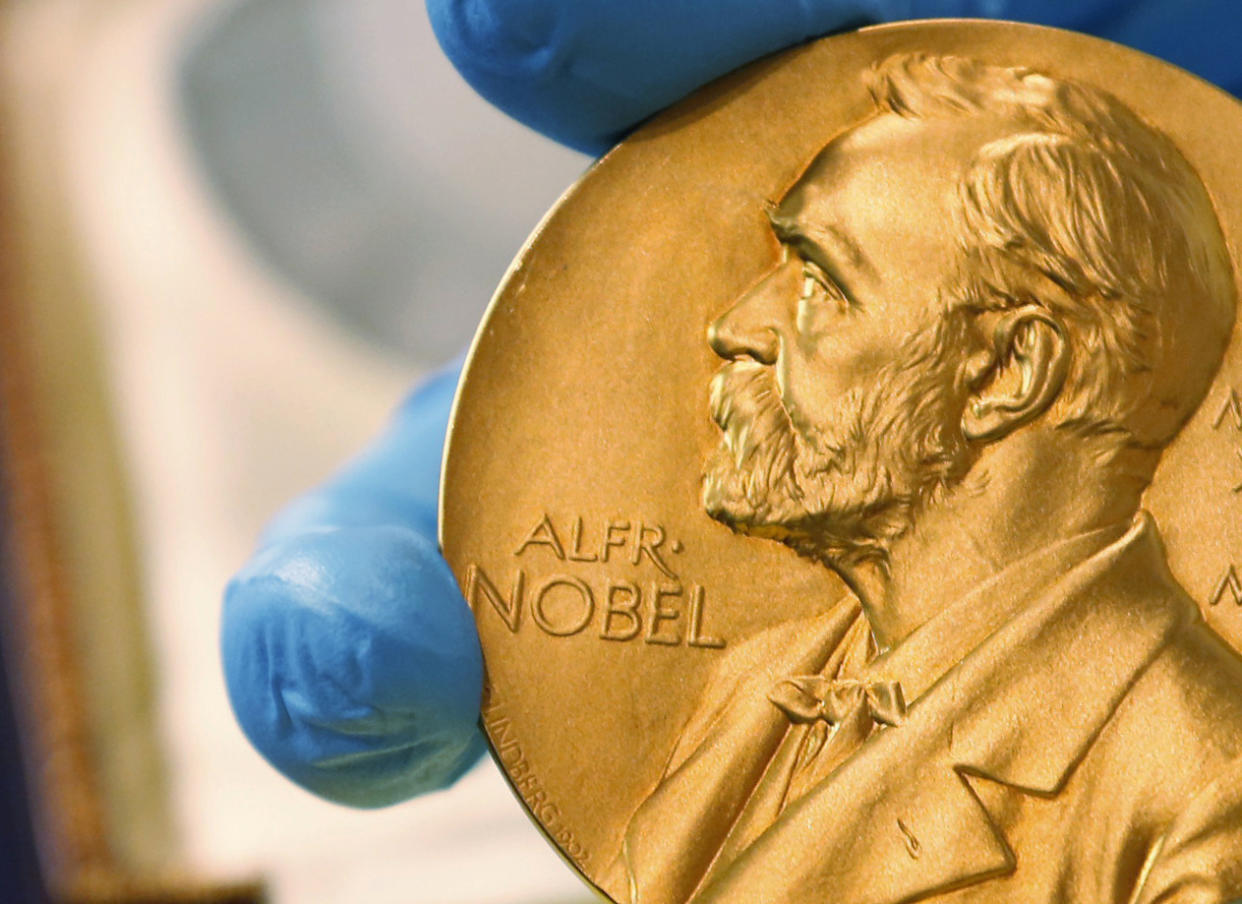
608, 54, 1242, 904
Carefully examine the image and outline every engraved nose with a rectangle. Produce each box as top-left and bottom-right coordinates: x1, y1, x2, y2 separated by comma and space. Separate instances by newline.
707, 260, 795, 364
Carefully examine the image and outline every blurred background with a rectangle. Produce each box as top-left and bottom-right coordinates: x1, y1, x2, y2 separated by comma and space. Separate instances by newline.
10, 1, 1242, 902
0, 0, 595, 900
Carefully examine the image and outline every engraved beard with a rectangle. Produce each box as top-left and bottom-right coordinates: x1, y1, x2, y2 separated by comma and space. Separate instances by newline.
702, 310, 978, 570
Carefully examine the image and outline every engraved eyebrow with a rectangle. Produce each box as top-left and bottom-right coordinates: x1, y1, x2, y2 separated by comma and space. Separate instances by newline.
768, 207, 868, 269
765, 207, 866, 303
818, 225, 868, 272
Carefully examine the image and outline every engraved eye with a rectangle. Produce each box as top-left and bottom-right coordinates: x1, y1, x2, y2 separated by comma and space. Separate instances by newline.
800, 259, 847, 309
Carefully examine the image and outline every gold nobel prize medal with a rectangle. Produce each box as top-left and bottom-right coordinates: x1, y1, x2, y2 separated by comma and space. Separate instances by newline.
441, 19, 1242, 903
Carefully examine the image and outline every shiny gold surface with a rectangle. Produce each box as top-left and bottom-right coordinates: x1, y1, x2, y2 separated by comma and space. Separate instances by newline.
442, 20, 1242, 903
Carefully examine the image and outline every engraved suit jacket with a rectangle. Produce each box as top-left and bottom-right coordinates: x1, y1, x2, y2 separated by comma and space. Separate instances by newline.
617, 514, 1242, 904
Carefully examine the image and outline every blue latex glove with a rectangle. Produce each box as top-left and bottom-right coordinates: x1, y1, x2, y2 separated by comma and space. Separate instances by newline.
429, 0, 1242, 154
223, 363, 488, 806
222, 0, 1242, 807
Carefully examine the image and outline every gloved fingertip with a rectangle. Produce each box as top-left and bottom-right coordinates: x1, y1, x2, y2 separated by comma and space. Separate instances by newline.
426, 0, 566, 83
221, 525, 485, 805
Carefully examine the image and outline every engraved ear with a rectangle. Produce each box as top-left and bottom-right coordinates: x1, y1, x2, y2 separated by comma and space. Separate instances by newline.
962, 306, 1069, 443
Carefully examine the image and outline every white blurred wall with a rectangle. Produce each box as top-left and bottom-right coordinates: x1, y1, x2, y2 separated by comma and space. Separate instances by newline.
16, 0, 596, 900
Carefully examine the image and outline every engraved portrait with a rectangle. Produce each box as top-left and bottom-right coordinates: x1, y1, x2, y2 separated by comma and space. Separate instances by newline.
615, 55, 1242, 903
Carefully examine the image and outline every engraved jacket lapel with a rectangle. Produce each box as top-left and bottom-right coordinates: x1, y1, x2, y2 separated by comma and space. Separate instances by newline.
941, 515, 1191, 797
690, 515, 1191, 904
621, 597, 865, 904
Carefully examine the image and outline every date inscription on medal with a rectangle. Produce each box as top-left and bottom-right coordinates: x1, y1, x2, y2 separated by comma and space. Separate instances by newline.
466, 513, 727, 649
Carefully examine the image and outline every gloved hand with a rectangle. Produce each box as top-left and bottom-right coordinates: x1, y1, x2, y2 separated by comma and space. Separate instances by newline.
221, 0, 1242, 808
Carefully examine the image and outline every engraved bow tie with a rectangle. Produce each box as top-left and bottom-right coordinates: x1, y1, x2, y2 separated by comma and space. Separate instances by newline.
769, 676, 907, 728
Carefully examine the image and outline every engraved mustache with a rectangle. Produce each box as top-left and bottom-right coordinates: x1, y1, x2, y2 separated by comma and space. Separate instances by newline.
710, 363, 793, 467
706, 362, 799, 512
709, 362, 845, 481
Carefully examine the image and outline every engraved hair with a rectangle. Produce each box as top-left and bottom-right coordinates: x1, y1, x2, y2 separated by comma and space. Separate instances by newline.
869, 54, 1237, 449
